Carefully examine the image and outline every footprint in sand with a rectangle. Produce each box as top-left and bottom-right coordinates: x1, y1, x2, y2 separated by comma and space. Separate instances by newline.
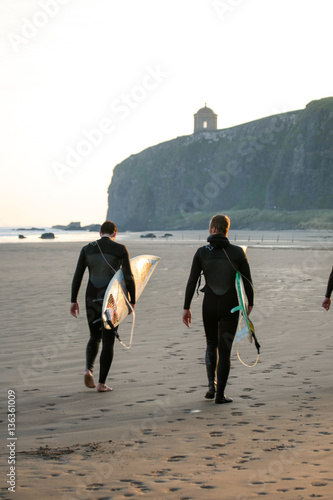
152, 469, 172, 476
86, 483, 104, 492
121, 479, 152, 493
167, 455, 187, 462
204, 443, 226, 449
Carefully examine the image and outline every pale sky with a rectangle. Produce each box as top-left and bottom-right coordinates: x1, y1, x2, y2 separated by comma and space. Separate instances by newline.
0, 0, 332, 227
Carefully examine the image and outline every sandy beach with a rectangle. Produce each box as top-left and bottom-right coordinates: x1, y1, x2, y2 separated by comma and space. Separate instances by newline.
1, 237, 333, 499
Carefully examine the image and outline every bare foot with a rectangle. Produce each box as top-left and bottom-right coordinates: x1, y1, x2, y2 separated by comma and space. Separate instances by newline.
97, 383, 113, 392
84, 370, 96, 388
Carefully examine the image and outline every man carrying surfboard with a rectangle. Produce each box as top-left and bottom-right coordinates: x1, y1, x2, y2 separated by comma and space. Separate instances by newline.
182, 214, 254, 404
70, 221, 135, 392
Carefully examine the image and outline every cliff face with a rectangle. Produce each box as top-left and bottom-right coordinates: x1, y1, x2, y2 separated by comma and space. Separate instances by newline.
107, 98, 333, 230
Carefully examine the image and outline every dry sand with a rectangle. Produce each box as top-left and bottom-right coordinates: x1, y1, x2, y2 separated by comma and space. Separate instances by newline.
1, 238, 333, 499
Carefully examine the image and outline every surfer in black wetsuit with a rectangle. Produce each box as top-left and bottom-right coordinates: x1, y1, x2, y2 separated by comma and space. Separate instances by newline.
322, 266, 333, 311
183, 215, 254, 404
70, 221, 135, 392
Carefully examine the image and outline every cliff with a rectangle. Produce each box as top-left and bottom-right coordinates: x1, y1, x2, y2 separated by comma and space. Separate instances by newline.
106, 97, 333, 230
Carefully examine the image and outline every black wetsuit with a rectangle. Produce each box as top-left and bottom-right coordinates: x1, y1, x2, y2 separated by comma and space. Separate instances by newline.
325, 266, 333, 298
184, 234, 254, 397
71, 237, 135, 384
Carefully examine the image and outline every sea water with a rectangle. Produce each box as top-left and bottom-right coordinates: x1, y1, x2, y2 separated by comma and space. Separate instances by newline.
1, 226, 333, 249
0, 226, 100, 244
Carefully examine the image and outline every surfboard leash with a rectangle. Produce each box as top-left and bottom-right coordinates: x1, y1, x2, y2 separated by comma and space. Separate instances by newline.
237, 345, 260, 368
236, 314, 261, 368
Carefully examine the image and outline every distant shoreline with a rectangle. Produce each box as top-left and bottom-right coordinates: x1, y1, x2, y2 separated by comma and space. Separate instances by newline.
1, 227, 333, 250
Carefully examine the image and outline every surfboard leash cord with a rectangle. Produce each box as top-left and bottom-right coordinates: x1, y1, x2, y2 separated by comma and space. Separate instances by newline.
104, 308, 136, 350
236, 317, 261, 367
222, 248, 255, 303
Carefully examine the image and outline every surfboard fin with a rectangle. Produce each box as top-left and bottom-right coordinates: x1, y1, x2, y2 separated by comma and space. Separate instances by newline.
252, 331, 261, 354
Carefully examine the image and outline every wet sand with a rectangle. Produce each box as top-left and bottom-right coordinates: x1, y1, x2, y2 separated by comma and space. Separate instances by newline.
1, 239, 333, 499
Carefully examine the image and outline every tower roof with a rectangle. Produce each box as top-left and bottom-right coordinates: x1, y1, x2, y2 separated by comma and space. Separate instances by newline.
194, 104, 217, 116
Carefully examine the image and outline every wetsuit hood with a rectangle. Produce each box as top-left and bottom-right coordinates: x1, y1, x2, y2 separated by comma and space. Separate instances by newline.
207, 234, 229, 248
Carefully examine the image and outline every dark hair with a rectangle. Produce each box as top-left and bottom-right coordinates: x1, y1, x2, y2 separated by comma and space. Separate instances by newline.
100, 221, 117, 235
209, 214, 230, 234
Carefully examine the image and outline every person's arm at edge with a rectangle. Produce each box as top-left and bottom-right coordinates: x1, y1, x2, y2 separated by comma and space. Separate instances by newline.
122, 246, 136, 308
183, 251, 202, 327
322, 266, 333, 311
70, 248, 87, 318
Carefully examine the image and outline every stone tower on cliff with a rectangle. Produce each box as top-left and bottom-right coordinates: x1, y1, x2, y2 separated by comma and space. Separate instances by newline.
194, 104, 218, 132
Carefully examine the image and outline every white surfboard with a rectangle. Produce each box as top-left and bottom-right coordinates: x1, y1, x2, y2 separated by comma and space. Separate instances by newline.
229, 246, 253, 342
102, 254, 160, 330
232, 270, 254, 343
230, 246, 260, 367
